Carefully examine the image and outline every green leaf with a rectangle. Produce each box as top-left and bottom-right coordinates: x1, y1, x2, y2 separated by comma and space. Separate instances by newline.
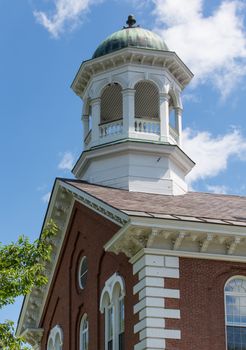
0, 220, 58, 347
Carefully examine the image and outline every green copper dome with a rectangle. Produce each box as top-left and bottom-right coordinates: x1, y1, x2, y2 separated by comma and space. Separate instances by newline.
92, 16, 169, 59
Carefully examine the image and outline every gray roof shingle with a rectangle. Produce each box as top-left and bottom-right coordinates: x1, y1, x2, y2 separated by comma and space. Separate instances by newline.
62, 179, 246, 225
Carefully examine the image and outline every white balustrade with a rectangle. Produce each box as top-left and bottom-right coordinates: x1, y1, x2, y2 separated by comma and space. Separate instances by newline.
134, 118, 160, 135
99, 119, 123, 138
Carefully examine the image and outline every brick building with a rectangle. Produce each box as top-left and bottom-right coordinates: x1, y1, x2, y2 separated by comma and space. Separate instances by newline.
17, 15, 246, 350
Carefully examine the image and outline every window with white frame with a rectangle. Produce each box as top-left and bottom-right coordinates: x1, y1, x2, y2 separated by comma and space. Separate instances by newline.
80, 314, 89, 350
118, 297, 124, 350
100, 273, 125, 350
78, 256, 88, 289
47, 325, 63, 350
107, 305, 114, 350
225, 277, 246, 350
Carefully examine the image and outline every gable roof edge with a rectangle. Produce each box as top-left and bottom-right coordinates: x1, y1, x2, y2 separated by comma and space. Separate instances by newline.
16, 178, 128, 341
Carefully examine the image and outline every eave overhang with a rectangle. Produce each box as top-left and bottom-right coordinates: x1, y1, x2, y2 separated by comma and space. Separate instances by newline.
72, 139, 195, 179
71, 47, 194, 98
105, 214, 246, 262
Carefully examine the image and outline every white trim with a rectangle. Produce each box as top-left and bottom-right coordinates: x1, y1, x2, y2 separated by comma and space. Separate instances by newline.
138, 287, 180, 300
80, 313, 89, 350
78, 256, 88, 290
100, 273, 125, 350
21, 328, 44, 348
17, 179, 127, 337
60, 180, 128, 226
72, 140, 194, 195
224, 276, 246, 350
134, 337, 166, 350
132, 252, 181, 349
133, 277, 164, 295
100, 273, 125, 312
134, 318, 165, 334
139, 328, 181, 340
17, 182, 74, 337
139, 307, 180, 320
105, 218, 246, 262
138, 266, 179, 279
134, 297, 165, 314
47, 325, 63, 350
71, 47, 193, 98
131, 248, 246, 265
128, 217, 246, 235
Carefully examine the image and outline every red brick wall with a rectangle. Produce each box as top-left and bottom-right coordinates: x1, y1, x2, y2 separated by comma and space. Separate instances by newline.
39, 200, 246, 350
40, 201, 138, 350
166, 257, 246, 350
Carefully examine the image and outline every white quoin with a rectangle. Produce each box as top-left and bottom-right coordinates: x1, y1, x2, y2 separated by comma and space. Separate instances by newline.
72, 36, 194, 195
131, 251, 181, 350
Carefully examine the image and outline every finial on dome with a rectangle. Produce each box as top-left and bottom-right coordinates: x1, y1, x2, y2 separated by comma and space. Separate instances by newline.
126, 14, 136, 28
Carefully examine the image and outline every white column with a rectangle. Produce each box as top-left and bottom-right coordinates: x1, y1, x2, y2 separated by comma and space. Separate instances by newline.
159, 93, 170, 143
82, 115, 90, 140
122, 89, 135, 138
175, 108, 182, 147
90, 97, 101, 146
131, 251, 181, 350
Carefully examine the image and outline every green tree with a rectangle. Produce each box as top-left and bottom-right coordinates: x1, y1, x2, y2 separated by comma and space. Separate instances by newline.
0, 220, 58, 349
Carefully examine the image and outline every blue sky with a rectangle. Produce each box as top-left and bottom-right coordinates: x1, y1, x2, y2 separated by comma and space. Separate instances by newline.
0, 0, 246, 325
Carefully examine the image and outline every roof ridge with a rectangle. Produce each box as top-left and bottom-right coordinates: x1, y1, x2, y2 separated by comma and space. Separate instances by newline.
189, 191, 246, 199
59, 178, 246, 200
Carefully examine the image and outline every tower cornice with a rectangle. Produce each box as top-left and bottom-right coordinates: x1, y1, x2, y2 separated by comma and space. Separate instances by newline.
71, 47, 193, 98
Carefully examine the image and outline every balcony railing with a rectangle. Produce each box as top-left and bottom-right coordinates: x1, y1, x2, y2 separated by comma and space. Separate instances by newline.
134, 118, 160, 135
84, 119, 179, 147
99, 119, 123, 138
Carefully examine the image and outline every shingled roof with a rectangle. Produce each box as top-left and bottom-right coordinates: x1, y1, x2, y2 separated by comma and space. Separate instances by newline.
61, 179, 246, 226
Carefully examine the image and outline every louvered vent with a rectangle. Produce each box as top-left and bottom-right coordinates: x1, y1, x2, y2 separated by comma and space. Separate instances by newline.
101, 84, 123, 123
135, 81, 159, 119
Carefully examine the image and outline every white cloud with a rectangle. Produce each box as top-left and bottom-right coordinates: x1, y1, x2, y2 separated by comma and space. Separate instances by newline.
182, 93, 200, 103
58, 151, 75, 171
152, 0, 246, 97
33, 0, 102, 38
206, 185, 228, 194
183, 128, 246, 185
42, 192, 51, 203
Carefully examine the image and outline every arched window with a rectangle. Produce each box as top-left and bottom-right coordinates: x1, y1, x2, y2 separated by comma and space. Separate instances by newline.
225, 277, 246, 350
101, 83, 123, 123
135, 81, 159, 119
47, 325, 63, 350
100, 273, 125, 350
78, 256, 88, 289
80, 314, 89, 350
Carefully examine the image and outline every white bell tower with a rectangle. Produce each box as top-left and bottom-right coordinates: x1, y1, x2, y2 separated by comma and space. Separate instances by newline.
71, 15, 195, 195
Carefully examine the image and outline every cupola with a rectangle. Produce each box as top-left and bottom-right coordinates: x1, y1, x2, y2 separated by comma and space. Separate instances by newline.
92, 18, 169, 59
71, 16, 195, 195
